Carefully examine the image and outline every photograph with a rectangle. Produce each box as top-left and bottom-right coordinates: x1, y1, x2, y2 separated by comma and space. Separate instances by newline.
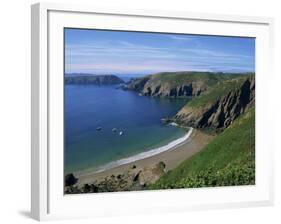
63, 28, 255, 194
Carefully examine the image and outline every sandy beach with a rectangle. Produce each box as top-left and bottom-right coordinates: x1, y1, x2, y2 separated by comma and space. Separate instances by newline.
75, 129, 214, 187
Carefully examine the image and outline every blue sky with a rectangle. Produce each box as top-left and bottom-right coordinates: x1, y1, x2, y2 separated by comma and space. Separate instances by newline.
65, 28, 255, 76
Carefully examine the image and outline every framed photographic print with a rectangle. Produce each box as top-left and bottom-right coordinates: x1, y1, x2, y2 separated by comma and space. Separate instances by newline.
31, 2, 274, 221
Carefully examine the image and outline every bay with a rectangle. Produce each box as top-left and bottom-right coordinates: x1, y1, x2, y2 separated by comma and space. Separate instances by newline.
64, 85, 189, 173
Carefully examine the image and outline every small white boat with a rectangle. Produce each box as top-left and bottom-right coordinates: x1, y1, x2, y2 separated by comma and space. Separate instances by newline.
119, 131, 123, 136
112, 128, 117, 132
169, 122, 178, 127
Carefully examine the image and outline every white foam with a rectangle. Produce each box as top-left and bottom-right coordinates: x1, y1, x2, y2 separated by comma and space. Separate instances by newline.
94, 127, 193, 173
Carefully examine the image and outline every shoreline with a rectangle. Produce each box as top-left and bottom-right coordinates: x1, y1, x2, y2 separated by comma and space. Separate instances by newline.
75, 129, 214, 186
83, 127, 193, 175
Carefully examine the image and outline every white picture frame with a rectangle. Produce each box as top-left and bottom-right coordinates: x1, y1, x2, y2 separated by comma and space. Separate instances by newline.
31, 2, 274, 221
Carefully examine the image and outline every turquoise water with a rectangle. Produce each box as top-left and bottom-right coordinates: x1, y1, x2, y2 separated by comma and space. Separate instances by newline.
64, 85, 189, 173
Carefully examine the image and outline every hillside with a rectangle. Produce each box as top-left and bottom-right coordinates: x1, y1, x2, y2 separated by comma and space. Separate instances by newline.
64, 71, 256, 192
126, 71, 246, 97
174, 75, 255, 131
149, 107, 255, 189
65, 75, 124, 85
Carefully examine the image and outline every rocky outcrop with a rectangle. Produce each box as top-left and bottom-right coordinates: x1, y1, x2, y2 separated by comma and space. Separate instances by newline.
65, 75, 124, 85
126, 72, 255, 132
135, 161, 166, 187
127, 76, 209, 97
140, 82, 208, 97
126, 76, 150, 92
126, 72, 233, 97
65, 173, 78, 186
64, 162, 166, 194
174, 77, 255, 131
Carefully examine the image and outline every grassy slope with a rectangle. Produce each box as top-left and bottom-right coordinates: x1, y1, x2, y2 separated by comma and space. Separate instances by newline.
148, 71, 232, 88
150, 107, 255, 189
186, 74, 254, 108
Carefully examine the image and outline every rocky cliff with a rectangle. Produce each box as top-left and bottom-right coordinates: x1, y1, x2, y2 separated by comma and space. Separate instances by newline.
140, 81, 207, 97
174, 76, 255, 131
126, 72, 235, 97
65, 74, 124, 85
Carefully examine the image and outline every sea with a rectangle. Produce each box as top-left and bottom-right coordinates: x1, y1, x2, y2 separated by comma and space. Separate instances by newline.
64, 84, 189, 174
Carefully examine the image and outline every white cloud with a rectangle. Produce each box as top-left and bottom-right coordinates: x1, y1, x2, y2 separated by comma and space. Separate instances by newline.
65, 38, 254, 74
167, 35, 194, 42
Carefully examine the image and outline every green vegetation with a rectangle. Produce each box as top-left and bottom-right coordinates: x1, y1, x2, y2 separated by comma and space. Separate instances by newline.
187, 75, 254, 108
166, 162, 255, 188
148, 71, 249, 88
149, 107, 255, 189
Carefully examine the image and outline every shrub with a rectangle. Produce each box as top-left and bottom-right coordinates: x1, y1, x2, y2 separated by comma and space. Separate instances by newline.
150, 162, 255, 190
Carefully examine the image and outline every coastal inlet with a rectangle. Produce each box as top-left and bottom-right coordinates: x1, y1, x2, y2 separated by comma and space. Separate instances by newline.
64, 84, 190, 174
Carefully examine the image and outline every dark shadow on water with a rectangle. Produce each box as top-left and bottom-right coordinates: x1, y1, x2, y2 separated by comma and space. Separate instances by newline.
18, 210, 32, 219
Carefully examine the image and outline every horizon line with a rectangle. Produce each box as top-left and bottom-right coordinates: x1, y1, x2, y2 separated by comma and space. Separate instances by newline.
64, 70, 255, 76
